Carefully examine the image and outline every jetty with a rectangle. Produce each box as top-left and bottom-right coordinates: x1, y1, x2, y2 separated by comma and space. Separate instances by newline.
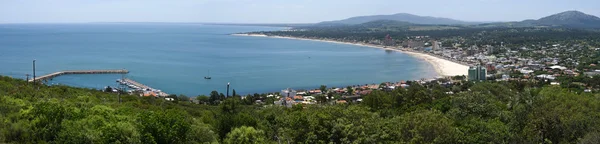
118, 78, 169, 97
122, 78, 150, 90
29, 69, 129, 82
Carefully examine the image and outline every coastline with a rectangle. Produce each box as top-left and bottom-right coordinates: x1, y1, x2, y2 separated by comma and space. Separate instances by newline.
232, 33, 469, 77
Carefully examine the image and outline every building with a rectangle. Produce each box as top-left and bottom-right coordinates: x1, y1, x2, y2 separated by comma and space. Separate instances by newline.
468, 66, 487, 81
274, 97, 295, 107
432, 41, 441, 51
486, 45, 495, 54
281, 88, 297, 99
384, 34, 394, 46
584, 71, 600, 77
276, 88, 297, 107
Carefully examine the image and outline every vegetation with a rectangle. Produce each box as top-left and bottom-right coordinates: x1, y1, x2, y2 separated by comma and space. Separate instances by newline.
2, 75, 600, 143
255, 26, 600, 48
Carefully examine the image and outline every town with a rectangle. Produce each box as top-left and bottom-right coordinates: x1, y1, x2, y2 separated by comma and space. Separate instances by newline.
3, 5, 600, 143
123, 31, 600, 107
153, 27, 595, 107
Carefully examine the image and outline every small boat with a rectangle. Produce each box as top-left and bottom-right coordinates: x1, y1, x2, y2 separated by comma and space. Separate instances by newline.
204, 70, 212, 79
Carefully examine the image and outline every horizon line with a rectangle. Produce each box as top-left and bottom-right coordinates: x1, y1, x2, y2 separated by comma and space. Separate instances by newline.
0, 21, 317, 25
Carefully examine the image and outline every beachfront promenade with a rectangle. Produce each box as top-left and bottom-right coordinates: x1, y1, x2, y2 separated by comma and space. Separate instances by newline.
29, 69, 129, 82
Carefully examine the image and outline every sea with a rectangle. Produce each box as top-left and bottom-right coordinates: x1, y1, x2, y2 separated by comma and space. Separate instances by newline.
0, 23, 437, 96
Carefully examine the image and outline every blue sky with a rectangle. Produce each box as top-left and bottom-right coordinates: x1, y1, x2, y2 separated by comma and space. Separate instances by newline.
0, 0, 598, 23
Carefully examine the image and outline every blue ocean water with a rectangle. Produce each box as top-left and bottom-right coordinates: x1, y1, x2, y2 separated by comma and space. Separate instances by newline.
0, 24, 436, 96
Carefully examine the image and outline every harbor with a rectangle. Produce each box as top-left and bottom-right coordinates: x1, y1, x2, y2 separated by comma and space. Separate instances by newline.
29, 69, 169, 97
117, 78, 169, 97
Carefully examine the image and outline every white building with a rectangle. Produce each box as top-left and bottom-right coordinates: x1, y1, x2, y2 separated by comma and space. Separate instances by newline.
281, 88, 297, 98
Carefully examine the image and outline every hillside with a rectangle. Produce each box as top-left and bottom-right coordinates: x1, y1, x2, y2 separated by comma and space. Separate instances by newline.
2, 75, 600, 143
358, 19, 413, 27
318, 13, 478, 25
310, 11, 600, 29
479, 11, 600, 28
536, 11, 600, 28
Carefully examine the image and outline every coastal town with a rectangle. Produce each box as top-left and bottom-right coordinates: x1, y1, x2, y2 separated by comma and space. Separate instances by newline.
4, 2, 600, 142
87, 30, 600, 108
101, 30, 600, 106
210, 31, 595, 106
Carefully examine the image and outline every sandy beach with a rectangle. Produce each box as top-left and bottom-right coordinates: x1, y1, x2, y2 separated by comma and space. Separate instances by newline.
232, 33, 469, 77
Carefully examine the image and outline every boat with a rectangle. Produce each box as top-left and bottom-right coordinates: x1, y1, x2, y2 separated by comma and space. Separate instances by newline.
204, 70, 212, 79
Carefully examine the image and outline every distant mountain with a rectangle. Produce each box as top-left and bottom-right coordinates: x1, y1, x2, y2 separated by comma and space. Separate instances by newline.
536, 11, 600, 28
204, 23, 314, 27
357, 20, 414, 27
317, 13, 478, 26
479, 11, 600, 29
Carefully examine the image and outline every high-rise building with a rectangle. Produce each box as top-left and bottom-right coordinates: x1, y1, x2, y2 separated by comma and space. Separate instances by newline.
468, 68, 478, 81
479, 67, 487, 81
432, 41, 441, 50
468, 66, 487, 81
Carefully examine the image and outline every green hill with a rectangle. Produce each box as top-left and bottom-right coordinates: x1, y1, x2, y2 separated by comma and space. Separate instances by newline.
478, 11, 600, 29
1, 75, 600, 143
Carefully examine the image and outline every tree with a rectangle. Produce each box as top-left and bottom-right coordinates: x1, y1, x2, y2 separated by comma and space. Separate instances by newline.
393, 109, 461, 143
177, 94, 189, 102
521, 87, 600, 143
362, 90, 392, 111
315, 95, 327, 104
215, 112, 258, 141
224, 126, 266, 144
319, 85, 327, 94
187, 120, 218, 143
346, 86, 354, 95
29, 101, 71, 142
402, 84, 430, 108
579, 132, 600, 144
220, 98, 242, 114
196, 95, 210, 104
105, 86, 113, 92
209, 91, 220, 105
6, 70, 600, 144
219, 93, 226, 100
137, 110, 191, 144
242, 94, 254, 105
379, 82, 387, 89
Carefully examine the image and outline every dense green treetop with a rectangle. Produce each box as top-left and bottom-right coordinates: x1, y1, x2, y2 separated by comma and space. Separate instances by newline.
1, 76, 600, 143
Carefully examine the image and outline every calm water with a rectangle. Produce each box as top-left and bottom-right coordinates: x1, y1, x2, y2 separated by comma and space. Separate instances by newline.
0, 24, 436, 96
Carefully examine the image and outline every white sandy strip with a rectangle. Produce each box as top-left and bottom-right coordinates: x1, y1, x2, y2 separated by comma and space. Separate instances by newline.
232, 34, 469, 77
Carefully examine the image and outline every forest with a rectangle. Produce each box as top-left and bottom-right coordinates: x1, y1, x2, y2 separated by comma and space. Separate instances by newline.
1, 75, 600, 143
254, 25, 600, 47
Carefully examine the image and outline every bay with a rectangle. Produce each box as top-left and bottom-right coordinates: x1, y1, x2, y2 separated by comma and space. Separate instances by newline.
0, 23, 437, 96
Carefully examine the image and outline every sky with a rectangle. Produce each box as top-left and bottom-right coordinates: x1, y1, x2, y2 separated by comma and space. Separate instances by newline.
1, 0, 599, 24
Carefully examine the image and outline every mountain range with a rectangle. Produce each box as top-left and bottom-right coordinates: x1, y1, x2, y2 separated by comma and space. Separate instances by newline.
317, 11, 600, 29
318, 13, 478, 26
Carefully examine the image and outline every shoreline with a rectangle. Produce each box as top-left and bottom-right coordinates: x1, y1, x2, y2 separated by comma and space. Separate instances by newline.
232, 33, 469, 77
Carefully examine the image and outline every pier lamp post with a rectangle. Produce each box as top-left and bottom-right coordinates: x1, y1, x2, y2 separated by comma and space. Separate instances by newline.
226, 82, 230, 97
